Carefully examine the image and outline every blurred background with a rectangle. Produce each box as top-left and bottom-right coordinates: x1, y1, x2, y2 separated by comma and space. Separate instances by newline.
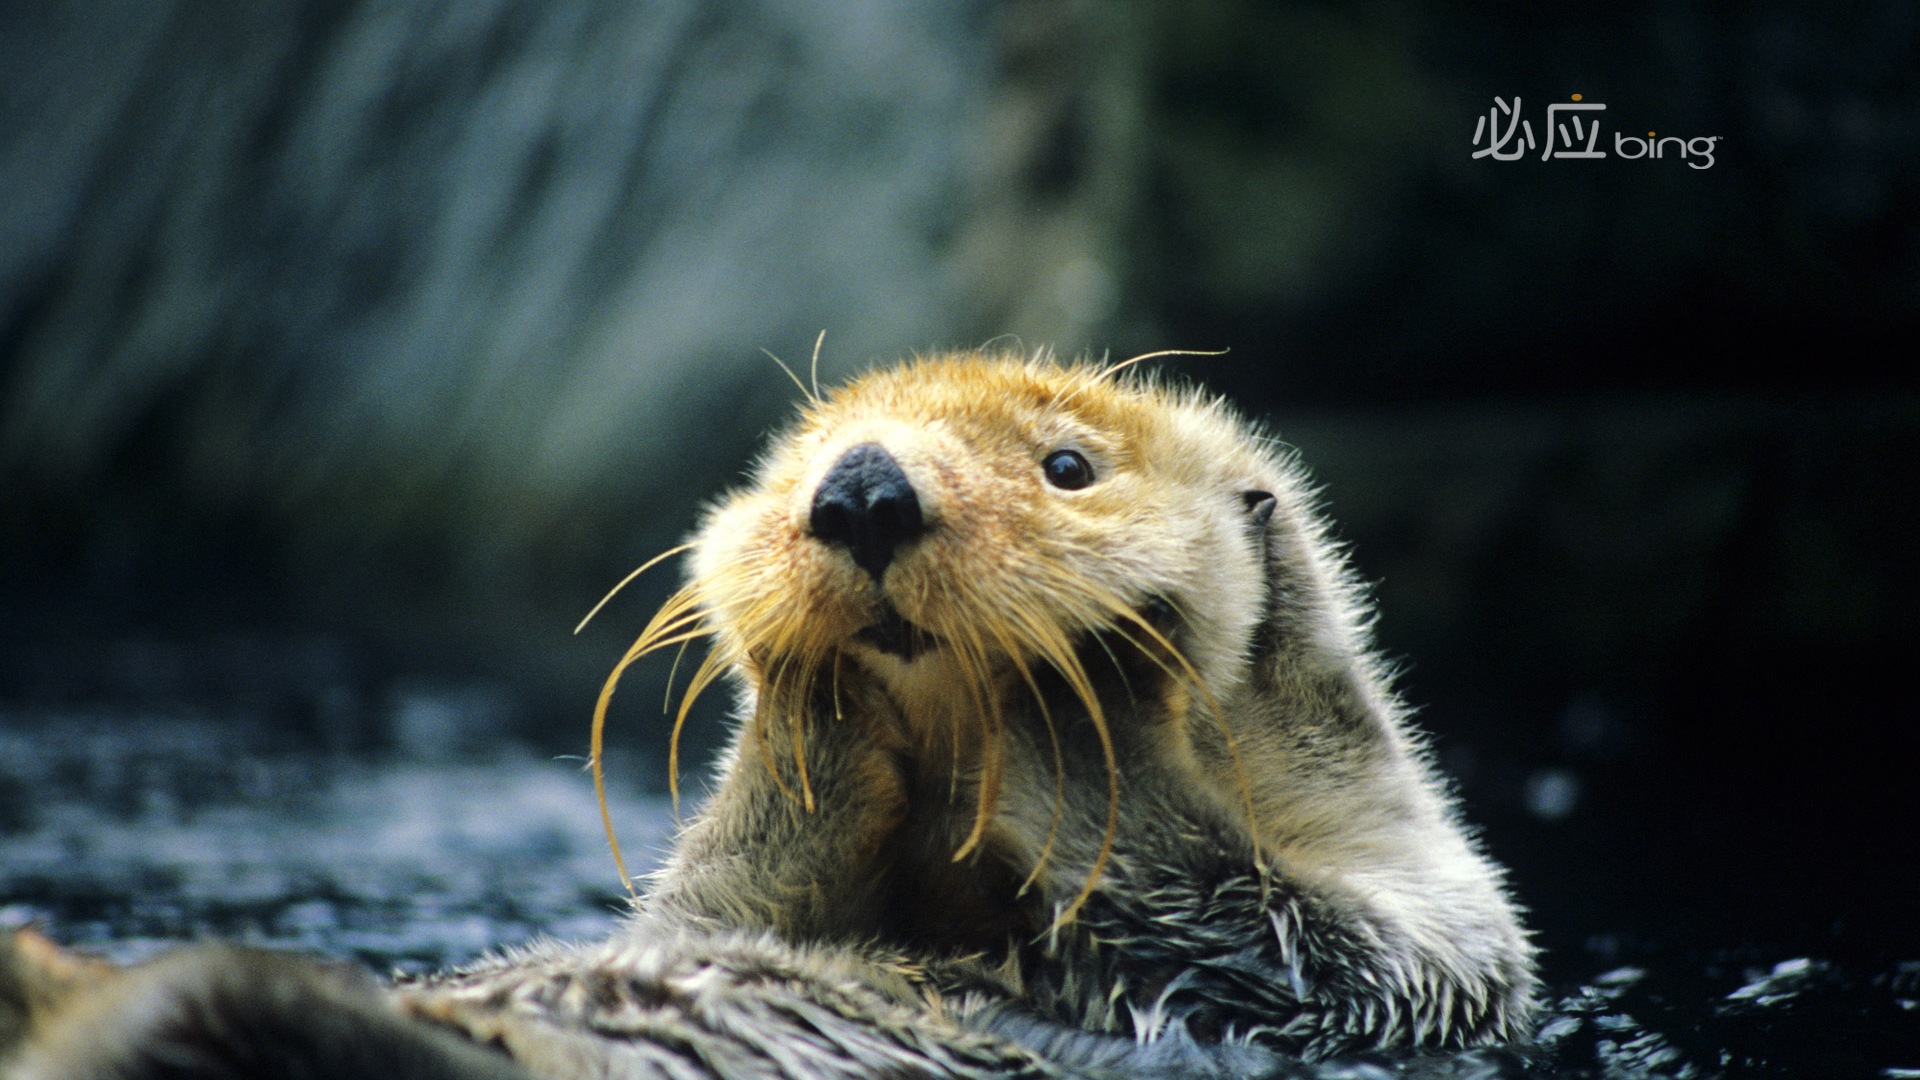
1, 0, 1915, 1018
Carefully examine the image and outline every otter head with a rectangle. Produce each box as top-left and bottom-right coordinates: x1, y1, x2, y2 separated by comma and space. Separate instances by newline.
592, 353, 1334, 912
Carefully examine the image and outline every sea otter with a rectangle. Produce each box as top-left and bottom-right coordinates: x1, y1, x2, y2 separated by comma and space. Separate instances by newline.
613, 351, 1537, 1055
1, 351, 1535, 1078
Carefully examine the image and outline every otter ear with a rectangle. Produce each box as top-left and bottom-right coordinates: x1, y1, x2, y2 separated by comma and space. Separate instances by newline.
1241, 490, 1276, 527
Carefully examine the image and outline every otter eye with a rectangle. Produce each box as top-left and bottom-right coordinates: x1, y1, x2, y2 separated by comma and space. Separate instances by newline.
1042, 449, 1095, 490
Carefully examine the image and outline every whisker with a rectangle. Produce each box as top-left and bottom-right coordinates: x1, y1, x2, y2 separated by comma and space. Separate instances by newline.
1099, 595, 1269, 875
985, 619, 1065, 895
591, 647, 646, 896
809, 330, 826, 402
949, 625, 999, 861
1033, 623, 1117, 930
576, 543, 694, 634
662, 637, 695, 712
750, 654, 801, 807
997, 591, 1102, 895
1099, 348, 1229, 382
783, 653, 819, 813
670, 646, 733, 818
761, 346, 820, 406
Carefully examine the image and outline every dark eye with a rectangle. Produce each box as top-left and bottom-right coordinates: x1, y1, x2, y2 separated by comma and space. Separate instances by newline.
1042, 449, 1095, 490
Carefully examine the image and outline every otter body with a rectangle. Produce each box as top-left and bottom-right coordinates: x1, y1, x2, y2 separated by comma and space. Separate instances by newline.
636, 354, 1536, 1057
3, 352, 1535, 1078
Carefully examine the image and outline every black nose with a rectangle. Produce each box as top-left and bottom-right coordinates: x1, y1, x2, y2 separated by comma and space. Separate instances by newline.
809, 443, 926, 582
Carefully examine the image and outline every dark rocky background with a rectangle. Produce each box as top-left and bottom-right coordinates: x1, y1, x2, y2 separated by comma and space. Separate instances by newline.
2, 2, 1915, 1075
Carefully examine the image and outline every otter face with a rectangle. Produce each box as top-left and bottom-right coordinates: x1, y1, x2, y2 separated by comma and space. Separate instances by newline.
688, 356, 1279, 708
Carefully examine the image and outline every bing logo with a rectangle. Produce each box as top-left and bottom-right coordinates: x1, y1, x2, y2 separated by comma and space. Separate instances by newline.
1472, 94, 1720, 169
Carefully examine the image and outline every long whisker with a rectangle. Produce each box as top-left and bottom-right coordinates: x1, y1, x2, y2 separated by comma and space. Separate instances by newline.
949, 623, 1001, 861
593, 630, 715, 890
780, 652, 819, 813
590, 571, 724, 896
980, 572, 1125, 930
591, 647, 646, 896
809, 330, 826, 402
628, 607, 714, 660
1031, 620, 1117, 930
1049, 349, 1229, 417
983, 617, 1064, 894
1100, 348, 1229, 382
747, 663, 799, 806
662, 637, 695, 713
1096, 594, 1268, 874
576, 544, 695, 634
761, 346, 820, 406
614, 582, 708, 664
831, 647, 846, 724
995, 588, 1104, 903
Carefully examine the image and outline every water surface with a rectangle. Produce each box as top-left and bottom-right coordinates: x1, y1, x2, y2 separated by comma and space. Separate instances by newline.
1, 707, 1912, 1078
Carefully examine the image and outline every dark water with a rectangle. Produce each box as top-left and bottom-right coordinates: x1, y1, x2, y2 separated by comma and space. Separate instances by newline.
0, 705, 657, 971
1, 706, 1913, 1079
